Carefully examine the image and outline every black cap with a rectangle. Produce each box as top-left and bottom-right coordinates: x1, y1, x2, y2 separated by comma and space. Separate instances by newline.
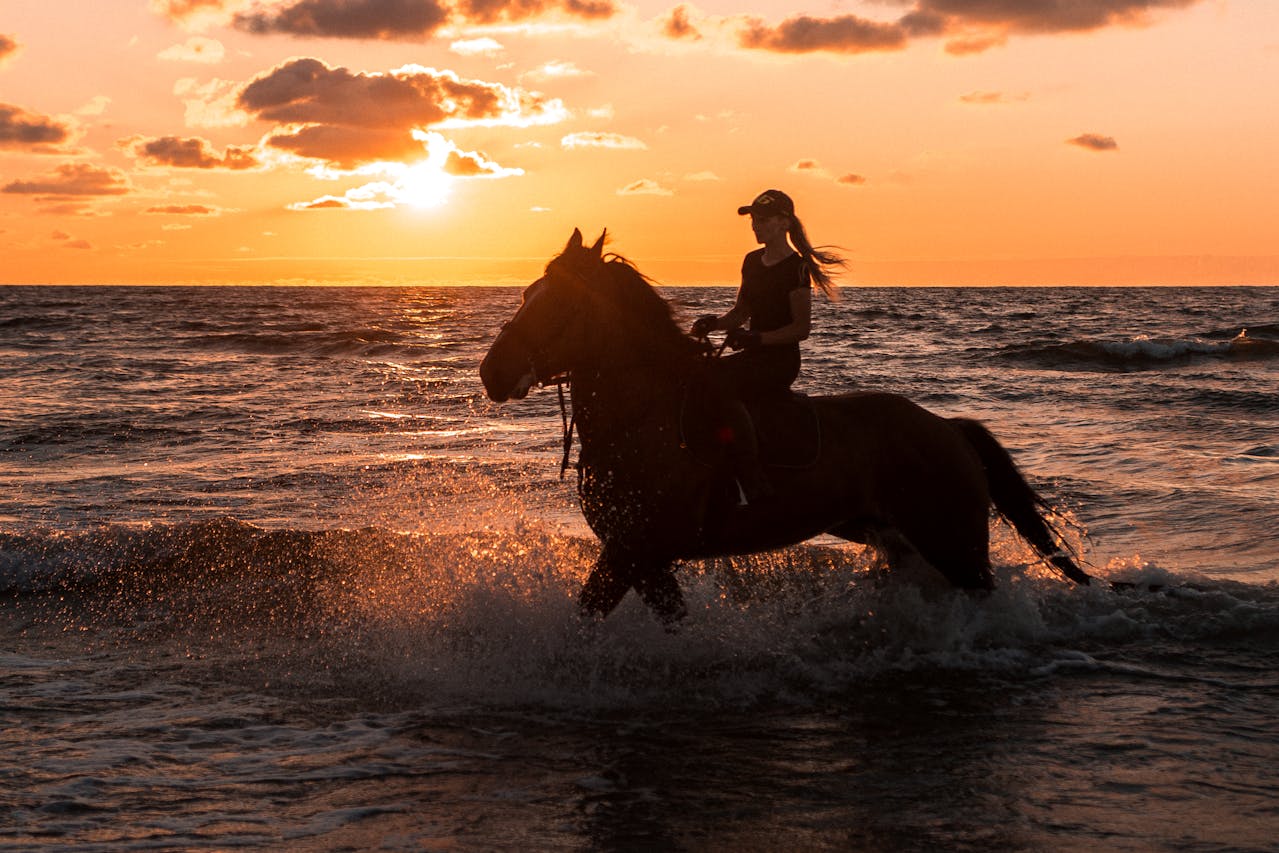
737, 189, 794, 217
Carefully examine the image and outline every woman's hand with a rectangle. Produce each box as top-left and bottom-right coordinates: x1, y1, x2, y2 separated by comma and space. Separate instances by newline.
725, 328, 762, 350
691, 315, 719, 338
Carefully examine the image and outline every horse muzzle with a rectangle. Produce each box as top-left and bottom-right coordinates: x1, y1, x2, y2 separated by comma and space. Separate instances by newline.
480, 337, 538, 402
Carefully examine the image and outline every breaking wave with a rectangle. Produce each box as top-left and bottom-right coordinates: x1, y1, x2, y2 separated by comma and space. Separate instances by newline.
995, 328, 1279, 370
5, 518, 1277, 713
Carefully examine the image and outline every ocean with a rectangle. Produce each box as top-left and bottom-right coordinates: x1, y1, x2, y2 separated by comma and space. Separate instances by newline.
2, 283, 1277, 850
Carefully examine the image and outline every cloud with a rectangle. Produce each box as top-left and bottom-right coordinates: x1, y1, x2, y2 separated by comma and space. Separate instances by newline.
234, 0, 450, 40
561, 131, 646, 150
236, 58, 566, 166
289, 195, 366, 210
0, 103, 74, 152
155, 0, 618, 36
451, 36, 504, 56
62, 239, 93, 250
522, 60, 592, 82
124, 135, 260, 169
122, 134, 259, 168
414, 130, 523, 178
75, 96, 113, 116
790, 158, 826, 174
454, 0, 616, 25
158, 36, 226, 63
739, 12, 924, 55
617, 179, 672, 196
442, 147, 519, 177
288, 131, 521, 210
0, 33, 19, 65
958, 90, 1029, 105
1067, 133, 1119, 152
791, 158, 865, 186
2, 163, 132, 197
143, 203, 222, 214
662, 5, 701, 40
150, 0, 249, 31
683, 170, 720, 181
735, 0, 1203, 56
174, 77, 248, 128
919, 0, 1200, 36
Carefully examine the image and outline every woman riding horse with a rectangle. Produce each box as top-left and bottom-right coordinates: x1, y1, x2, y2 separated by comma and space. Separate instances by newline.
480, 230, 1090, 623
691, 189, 845, 505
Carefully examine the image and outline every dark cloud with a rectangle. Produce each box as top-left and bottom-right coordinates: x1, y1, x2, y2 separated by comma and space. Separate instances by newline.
662, 5, 701, 40
158, 0, 616, 37
0, 33, 18, 63
2, 163, 131, 197
234, 0, 450, 40
455, 0, 615, 24
739, 13, 913, 54
736, 0, 1203, 56
918, 0, 1200, 35
266, 124, 426, 164
0, 103, 73, 152
126, 135, 260, 169
241, 59, 492, 126
237, 58, 562, 166
837, 173, 866, 185
1068, 133, 1119, 151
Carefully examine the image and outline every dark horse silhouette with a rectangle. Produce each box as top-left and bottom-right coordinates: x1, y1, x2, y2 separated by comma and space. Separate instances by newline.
480, 230, 1091, 622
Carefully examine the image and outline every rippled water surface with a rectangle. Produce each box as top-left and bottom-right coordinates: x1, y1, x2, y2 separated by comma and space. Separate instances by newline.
2, 284, 1278, 850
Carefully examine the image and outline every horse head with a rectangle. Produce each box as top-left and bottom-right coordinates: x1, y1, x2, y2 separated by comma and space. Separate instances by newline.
480, 228, 608, 402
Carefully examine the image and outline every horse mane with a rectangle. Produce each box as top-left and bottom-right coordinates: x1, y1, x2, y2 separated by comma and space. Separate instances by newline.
548, 237, 701, 366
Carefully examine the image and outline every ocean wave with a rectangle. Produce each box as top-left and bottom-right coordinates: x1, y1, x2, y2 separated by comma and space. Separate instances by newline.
995, 329, 1279, 370
185, 328, 412, 357
4, 519, 1276, 711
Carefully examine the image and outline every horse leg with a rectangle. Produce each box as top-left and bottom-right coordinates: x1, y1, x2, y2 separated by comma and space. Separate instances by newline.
829, 515, 994, 590
632, 562, 686, 625
578, 547, 687, 624
902, 509, 995, 591
579, 555, 631, 620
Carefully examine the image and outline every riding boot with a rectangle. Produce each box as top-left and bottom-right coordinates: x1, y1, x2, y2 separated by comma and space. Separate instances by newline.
722, 400, 772, 506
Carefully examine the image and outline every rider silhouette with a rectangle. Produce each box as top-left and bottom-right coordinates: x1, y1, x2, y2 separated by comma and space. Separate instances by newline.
691, 189, 845, 505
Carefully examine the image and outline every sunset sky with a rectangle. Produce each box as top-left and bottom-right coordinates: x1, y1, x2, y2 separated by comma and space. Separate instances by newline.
2, 0, 1276, 286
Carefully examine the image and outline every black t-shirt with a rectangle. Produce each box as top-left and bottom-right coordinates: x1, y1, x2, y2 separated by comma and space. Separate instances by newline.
740, 249, 810, 339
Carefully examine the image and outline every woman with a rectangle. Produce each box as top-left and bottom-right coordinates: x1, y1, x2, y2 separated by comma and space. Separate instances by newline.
690, 189, 845, 504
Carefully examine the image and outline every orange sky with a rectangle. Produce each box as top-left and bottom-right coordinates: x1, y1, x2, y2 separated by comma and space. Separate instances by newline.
2, 0, 1277, 285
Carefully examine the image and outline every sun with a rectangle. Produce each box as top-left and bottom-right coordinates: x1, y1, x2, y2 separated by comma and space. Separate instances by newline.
395, 159, 453, 209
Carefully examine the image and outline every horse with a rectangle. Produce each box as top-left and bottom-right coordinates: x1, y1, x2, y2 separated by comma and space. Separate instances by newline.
480, 229, 1092, 623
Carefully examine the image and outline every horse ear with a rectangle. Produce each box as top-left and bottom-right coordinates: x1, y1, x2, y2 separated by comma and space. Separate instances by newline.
589, 230, 607, 262
566, 229, 584, 253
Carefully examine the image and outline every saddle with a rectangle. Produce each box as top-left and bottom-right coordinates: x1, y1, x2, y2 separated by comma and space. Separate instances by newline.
680, 385, 821, 470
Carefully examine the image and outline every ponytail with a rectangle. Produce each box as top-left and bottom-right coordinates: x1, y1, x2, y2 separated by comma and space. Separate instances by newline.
788, 215, 846, 300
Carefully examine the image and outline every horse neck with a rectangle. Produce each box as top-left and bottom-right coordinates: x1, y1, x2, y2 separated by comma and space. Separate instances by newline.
569, 342, 697, 447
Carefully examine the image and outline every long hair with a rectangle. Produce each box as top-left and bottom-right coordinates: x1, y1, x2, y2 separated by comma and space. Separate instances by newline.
787, 215, 846, 300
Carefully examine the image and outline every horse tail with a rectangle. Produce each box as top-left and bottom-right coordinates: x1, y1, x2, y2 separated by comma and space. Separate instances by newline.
951, 418, 1092, 586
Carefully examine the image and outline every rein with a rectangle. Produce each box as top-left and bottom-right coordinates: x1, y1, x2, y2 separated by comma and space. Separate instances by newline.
556, 380, 575, 480
552, 338, 723, 481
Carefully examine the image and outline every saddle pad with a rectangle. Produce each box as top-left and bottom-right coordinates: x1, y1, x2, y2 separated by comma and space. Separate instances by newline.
681, 390, 820, 470
754, 394, 821, 469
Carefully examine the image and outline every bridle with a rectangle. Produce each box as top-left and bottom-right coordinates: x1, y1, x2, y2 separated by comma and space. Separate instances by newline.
496, 274, 583, 480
